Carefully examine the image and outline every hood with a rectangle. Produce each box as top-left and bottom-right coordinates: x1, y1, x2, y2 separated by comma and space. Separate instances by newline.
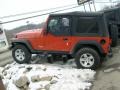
16, 28, 43, 39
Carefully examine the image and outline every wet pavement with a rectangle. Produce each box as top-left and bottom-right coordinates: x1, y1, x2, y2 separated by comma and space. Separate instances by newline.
92, 45, 120, 90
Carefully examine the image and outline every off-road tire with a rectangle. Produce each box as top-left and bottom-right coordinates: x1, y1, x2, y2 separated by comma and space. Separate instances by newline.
12, 45, 31, 64
75, 47, 100, 70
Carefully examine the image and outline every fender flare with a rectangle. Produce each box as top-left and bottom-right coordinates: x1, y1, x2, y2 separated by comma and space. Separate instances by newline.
70, 40, 104, 56
11, 39, 34, 52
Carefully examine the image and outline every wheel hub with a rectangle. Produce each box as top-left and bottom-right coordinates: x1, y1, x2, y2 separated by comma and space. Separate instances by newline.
80, 53, 94, 68
15, 49, 25, 61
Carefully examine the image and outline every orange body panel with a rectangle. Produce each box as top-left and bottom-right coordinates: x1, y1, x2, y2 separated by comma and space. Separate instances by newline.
16, 29, 110, 54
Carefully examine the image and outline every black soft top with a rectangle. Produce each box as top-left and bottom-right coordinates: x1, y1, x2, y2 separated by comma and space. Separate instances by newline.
50, 11, 104, 17
102, 6, 120, 13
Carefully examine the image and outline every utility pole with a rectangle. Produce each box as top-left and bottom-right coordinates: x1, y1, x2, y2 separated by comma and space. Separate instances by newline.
77, 0, 93, 12
83, 4, 87, 12
93, 0, 96, 12
109, 0, 112, 7
88, 1, 92, 12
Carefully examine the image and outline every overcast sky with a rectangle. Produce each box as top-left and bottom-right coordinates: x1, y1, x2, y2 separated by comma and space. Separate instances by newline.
0, 0, 117, 30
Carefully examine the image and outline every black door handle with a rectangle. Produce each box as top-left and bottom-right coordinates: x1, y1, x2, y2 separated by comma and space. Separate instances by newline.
63, 38, 68, 41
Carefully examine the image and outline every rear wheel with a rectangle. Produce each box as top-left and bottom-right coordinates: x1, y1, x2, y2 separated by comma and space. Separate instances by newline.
12, 45, 31, 64
75, 47, 100, 70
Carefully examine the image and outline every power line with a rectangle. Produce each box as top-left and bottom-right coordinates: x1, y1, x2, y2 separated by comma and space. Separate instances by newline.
1, 1, 119, 20
0, 4, 76, 19
95, 1, 120, 3
1, 5, 80, 24
2, 1, 120, 24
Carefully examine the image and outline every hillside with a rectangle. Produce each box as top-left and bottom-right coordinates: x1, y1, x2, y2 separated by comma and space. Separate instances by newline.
5, 22, 44, 44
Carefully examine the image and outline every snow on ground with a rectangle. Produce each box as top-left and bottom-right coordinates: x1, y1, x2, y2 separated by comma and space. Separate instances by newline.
0, 60, 96, 90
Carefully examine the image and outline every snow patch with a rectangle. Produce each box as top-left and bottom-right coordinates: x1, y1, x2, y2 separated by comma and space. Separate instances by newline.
0, 62, 96, 90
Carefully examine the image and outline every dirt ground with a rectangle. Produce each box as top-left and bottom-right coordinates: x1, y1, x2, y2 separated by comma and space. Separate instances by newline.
1, 42, 120, 90
92, 43, 120, 90
28, 42, 120, 90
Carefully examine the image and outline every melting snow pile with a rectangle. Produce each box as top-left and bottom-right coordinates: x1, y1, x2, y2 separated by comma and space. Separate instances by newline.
0, 62, 96, 90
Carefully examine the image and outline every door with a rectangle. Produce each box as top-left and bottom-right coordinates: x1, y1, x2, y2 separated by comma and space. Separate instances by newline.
44, 16, 72, 52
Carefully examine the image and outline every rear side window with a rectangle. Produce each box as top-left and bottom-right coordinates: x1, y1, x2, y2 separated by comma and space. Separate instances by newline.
76, 17, 99, 34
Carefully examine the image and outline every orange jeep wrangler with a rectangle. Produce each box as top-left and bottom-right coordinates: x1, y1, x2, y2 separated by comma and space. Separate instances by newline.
11, 12, 112, 69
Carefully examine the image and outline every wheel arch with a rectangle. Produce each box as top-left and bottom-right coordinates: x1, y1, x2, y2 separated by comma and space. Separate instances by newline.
70, 41, 105, 57
11, 39, 33, 53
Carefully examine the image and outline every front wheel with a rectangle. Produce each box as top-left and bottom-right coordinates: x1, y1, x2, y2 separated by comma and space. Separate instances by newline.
75, 47, 100, 70
12, 45, 31, 64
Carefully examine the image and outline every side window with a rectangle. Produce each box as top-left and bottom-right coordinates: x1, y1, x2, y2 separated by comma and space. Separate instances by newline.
61, 17, 70, 35
48, 18, 60, 34
62, 18, 70, 27
76, 17, 99, 34
48, 17, 71, 36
